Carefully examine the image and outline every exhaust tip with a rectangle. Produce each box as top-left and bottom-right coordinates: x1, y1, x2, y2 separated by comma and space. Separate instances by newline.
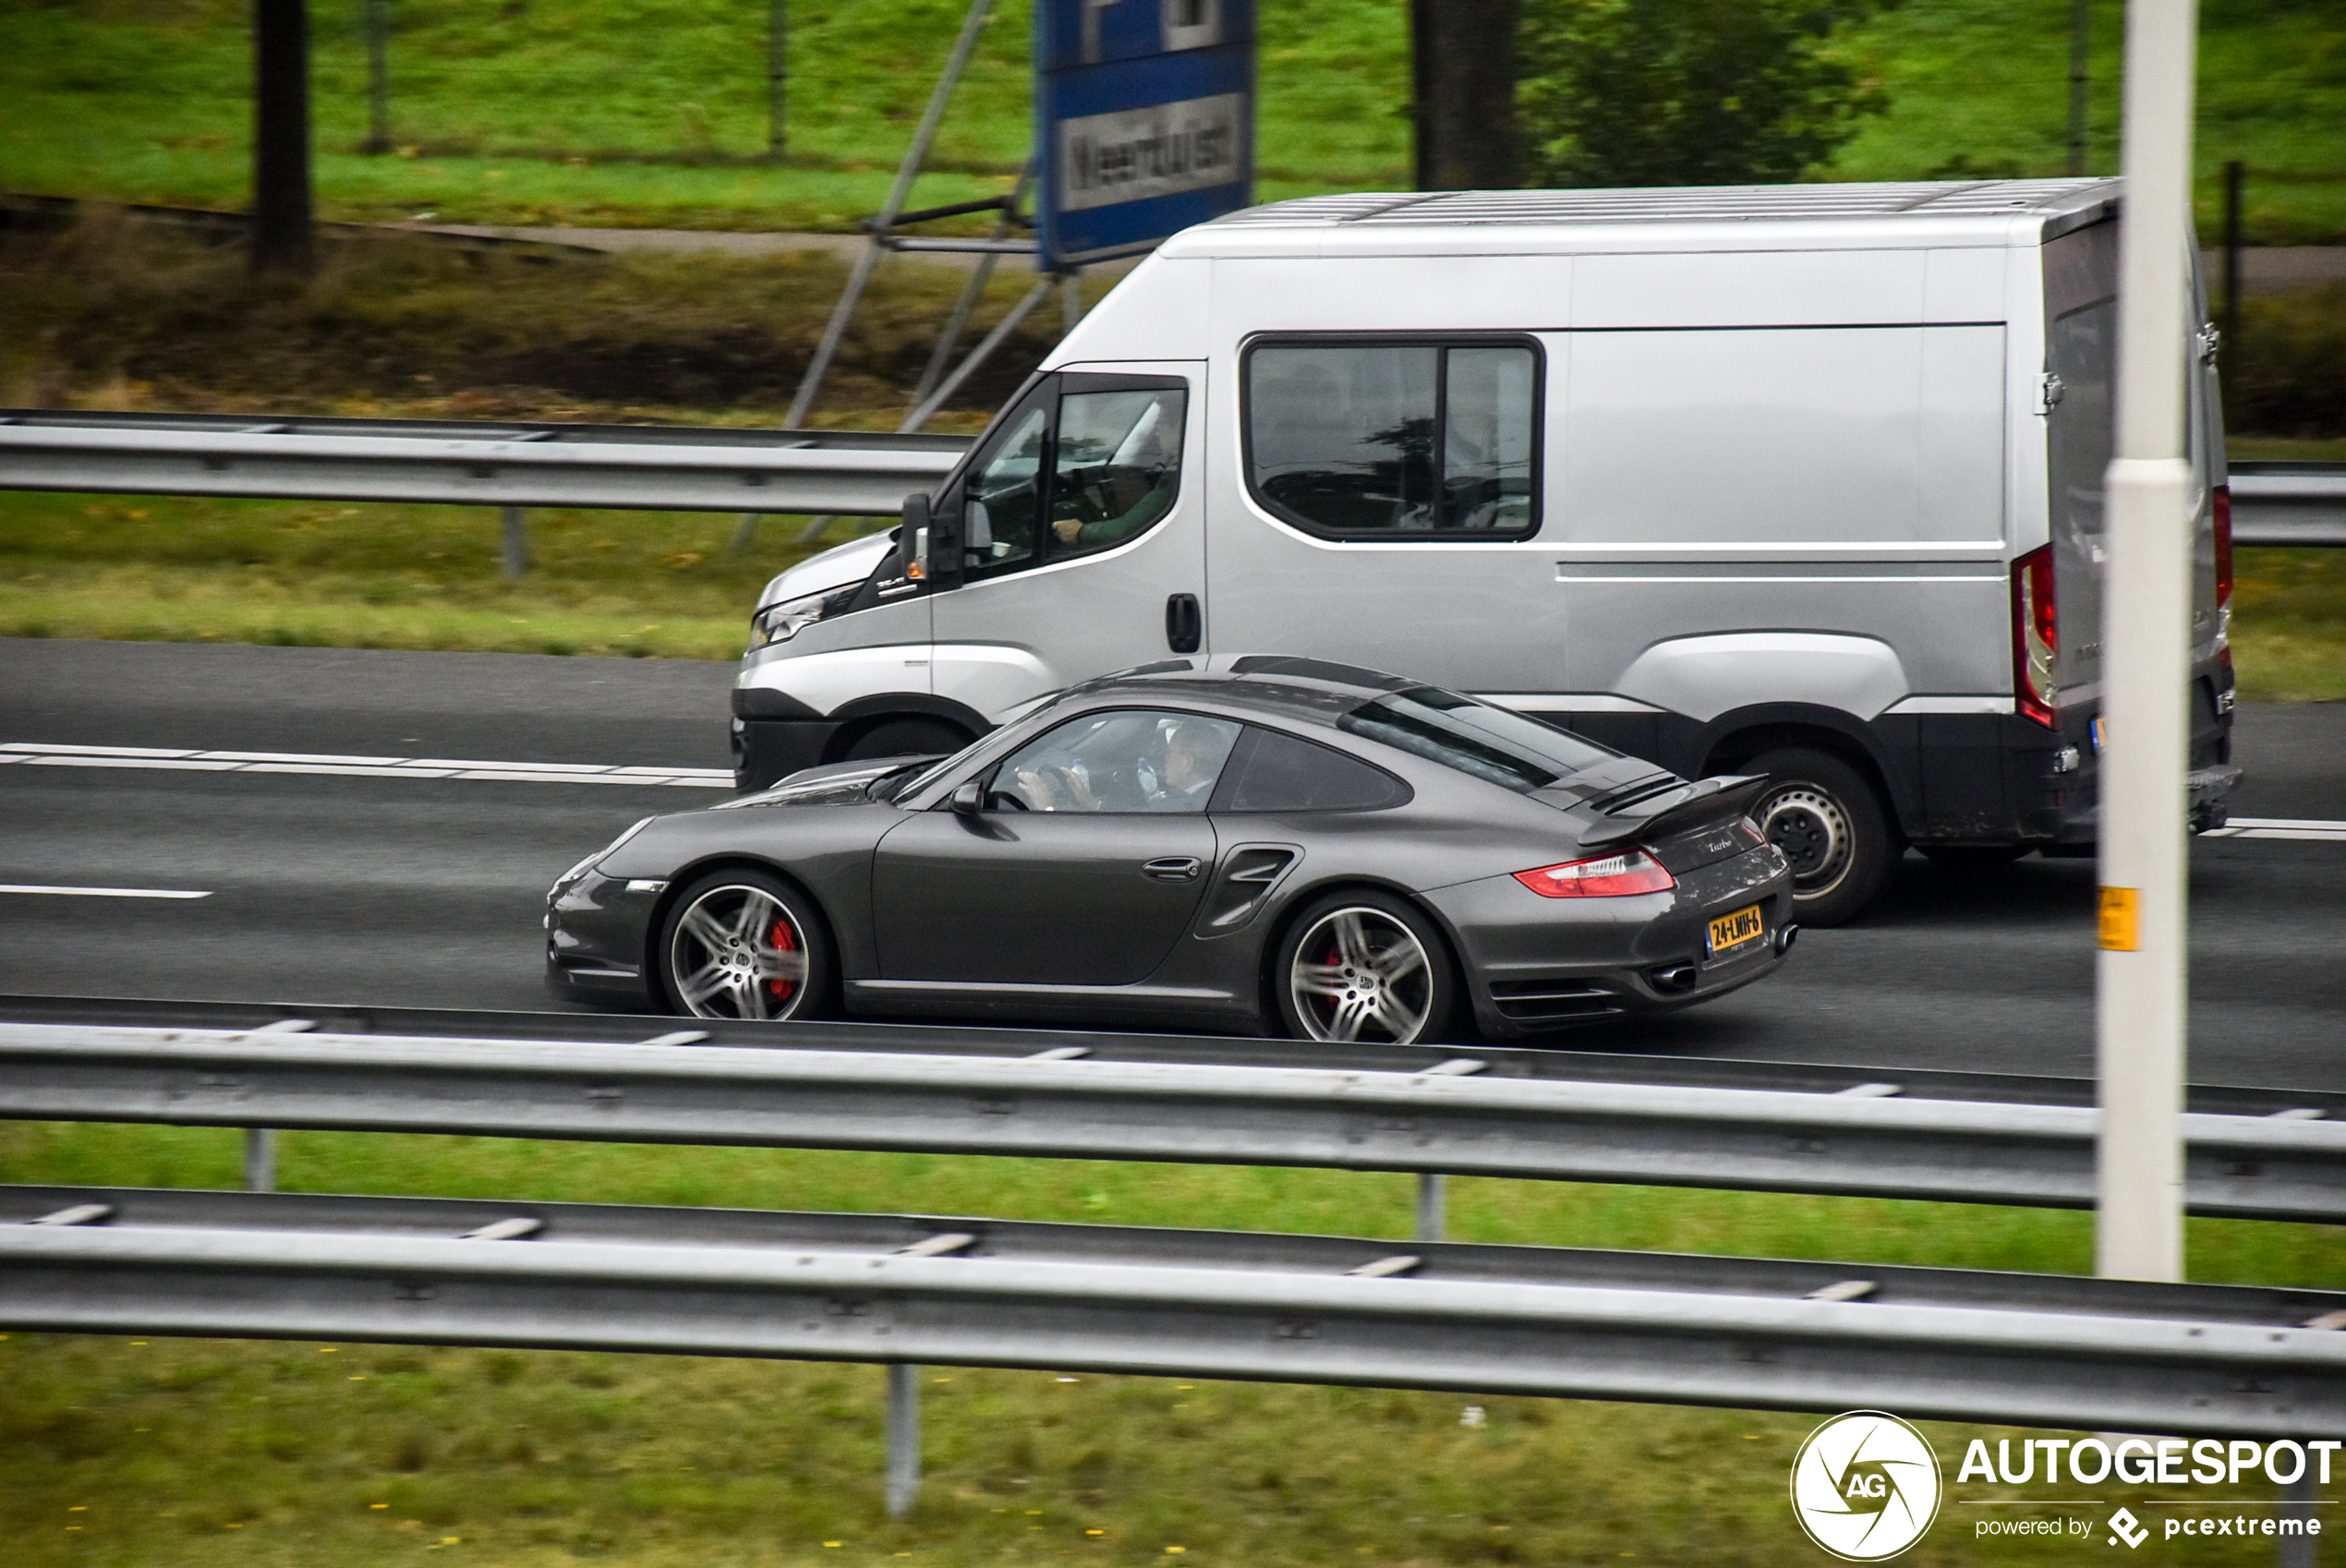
1650, 963, 1699, 994
1774, 923, 1799, 956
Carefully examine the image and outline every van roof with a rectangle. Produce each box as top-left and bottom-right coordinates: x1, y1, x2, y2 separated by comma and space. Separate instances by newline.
1168, 178, 2119, 257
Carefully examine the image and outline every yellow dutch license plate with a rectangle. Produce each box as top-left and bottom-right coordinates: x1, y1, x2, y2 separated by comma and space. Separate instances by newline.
1707, 904, 1765, 955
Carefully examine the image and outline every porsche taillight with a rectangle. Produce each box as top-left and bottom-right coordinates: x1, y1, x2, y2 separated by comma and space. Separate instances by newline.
2012, 544, 2059, 729
1513, 850, 1676, 899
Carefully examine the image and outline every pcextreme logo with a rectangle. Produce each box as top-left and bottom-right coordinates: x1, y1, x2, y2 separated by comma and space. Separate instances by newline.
1790, 1411, 1945, 1561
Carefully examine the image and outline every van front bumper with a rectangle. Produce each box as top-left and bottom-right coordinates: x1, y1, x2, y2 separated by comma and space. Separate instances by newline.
732, 715, 840, 793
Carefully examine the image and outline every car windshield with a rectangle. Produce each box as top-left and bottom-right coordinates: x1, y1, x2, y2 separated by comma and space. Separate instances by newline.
894, 734, 996, 802
1336, 687, 1616, 793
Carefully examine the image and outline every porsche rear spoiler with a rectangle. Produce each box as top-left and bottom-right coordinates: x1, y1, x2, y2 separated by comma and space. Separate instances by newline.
1572, 774, 1768, 850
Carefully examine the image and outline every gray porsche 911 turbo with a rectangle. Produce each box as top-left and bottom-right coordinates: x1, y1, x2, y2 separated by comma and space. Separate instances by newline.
545, 657, 1795, 1043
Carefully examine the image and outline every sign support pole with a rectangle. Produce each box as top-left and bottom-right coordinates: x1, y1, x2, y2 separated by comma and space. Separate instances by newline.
785, 0, 996, 430
2095, 0, 2199, 1285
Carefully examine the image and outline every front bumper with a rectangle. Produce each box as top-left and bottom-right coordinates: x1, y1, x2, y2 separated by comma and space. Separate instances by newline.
545, 868, 659, 1009
733, 716, 842, 794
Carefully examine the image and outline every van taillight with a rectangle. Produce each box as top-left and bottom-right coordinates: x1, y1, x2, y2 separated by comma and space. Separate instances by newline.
2213, 484, 2234, 608
2012, 545, 2058, 728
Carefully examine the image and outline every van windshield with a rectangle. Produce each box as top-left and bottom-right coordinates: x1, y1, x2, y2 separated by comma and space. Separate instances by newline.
1336, 687, 1615, 793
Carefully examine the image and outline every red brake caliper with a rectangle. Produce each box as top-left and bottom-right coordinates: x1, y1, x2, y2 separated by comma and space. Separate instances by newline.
768, 920, 797, 1002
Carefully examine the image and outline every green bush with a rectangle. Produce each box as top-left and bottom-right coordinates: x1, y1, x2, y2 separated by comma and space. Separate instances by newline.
1518, 0, 1893, 187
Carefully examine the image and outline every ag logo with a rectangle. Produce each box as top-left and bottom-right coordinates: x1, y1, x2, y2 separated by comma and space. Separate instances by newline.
1789, 1411, 1943, 1561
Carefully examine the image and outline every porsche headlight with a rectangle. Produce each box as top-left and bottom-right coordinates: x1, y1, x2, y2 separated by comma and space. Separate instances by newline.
751, 582, 861, 648
552, 816, 656, 889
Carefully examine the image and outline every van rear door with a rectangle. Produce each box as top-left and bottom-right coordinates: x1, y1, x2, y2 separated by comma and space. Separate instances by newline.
2043, 220, 2118, 728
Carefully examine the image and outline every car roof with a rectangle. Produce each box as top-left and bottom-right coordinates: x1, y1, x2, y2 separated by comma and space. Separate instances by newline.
1049, 658, 1430, 730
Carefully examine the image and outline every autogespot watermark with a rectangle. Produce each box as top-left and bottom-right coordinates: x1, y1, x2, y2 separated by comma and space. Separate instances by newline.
1789, 1417, 2337, 1557
1790, 1412, 1944, 1560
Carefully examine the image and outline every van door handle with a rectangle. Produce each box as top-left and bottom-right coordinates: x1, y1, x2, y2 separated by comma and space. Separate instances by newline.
1143, 856, 1202, 882
1165, 593, 1202, 654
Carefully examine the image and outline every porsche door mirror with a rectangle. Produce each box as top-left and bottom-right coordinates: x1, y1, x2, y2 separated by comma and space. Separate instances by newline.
949, 778, 985, 817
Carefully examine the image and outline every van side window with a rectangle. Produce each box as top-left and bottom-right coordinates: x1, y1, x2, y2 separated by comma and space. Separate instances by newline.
1047, 387, 1187, 562
964, 404, 1047, 576
1215, 727, 1411, 812
1243, 340, 1539, 539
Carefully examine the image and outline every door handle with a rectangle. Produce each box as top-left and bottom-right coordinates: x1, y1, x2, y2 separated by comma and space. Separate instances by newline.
1142, 856, 1202, 882
1165, 593, 1202, 655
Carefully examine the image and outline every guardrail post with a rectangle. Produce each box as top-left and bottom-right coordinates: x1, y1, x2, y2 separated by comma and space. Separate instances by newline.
884, 1361, 920, 1518
501, 507, 529, 579
1415, 1173, 1445, 1242
243, 1128, 276, 1193
2276, 1464, 2319, 1568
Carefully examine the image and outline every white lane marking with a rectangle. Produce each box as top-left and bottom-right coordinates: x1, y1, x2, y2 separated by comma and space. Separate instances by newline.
407, 757, 618, 773
3, 742, 732, 789
242, 762, 459, 778
1, 742, 199, 757
2201, 816, 2346, 841
2207, 827, 2346, 842
195, 749, 408, 766
0, 884, 212, 899
26, 756, 244, 772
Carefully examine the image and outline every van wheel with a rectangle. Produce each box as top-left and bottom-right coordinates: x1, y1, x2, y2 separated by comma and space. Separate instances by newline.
1746, 748, 1898, 928
841, 718, 969, 763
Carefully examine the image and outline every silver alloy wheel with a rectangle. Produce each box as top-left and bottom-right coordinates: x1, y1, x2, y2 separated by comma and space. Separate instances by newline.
667, 882, 813, 1020
1758, 784, 1855, 900
1287, 906, 1435, 1044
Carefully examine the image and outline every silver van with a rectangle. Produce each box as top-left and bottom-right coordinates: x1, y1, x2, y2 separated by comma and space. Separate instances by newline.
732, 179, 2239, 924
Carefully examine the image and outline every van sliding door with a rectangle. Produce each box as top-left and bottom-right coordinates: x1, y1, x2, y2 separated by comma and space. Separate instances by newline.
1558, 323, 2012, 710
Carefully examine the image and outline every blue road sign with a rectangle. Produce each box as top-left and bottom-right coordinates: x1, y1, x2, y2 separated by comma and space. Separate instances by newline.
1034, 0, 1256, 268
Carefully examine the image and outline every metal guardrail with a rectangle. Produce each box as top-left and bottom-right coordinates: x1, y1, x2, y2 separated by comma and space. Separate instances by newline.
10, 993, 2340, 1116
4, 1184, 2340, 1437
0, 409, 969, 515
3, 1016, 2339, 1223
2232, 463, 2346, 547
4, 408, 2335, 538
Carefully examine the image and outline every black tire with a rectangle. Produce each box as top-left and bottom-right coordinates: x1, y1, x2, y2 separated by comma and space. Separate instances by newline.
840, 718, 969, 764
1270, 888, 1461, 1046
654, 867, 835, 1021
1920, 844, 2029, 872
1746, 747, 1899, 928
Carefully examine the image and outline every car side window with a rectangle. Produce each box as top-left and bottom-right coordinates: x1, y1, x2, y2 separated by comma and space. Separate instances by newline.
987, 709, 1241, 814
963, 404, 1047, 577
1047, 388, 1187, 562
1244, 339, 1539, 539
1215, 727, 1411, 812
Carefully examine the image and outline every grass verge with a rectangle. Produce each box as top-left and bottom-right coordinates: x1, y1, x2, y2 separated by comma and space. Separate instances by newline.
0, 1120, 2335, 1566
2, 0, 2340, 239
6, 491, 2340, 697
0, 492, 863, 661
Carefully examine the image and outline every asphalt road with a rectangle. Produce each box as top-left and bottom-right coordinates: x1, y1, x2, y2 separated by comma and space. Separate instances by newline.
2, 637, 2340, 1092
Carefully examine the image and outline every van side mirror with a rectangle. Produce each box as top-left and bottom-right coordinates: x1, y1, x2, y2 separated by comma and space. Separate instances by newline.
896, 492, 930, 580
949, 778, 984, 816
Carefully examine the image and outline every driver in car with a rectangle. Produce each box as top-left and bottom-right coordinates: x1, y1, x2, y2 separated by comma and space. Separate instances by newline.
1137, 716, 1223, 811
1049, 394, 1180, 554
1007, 714, 1224, 813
